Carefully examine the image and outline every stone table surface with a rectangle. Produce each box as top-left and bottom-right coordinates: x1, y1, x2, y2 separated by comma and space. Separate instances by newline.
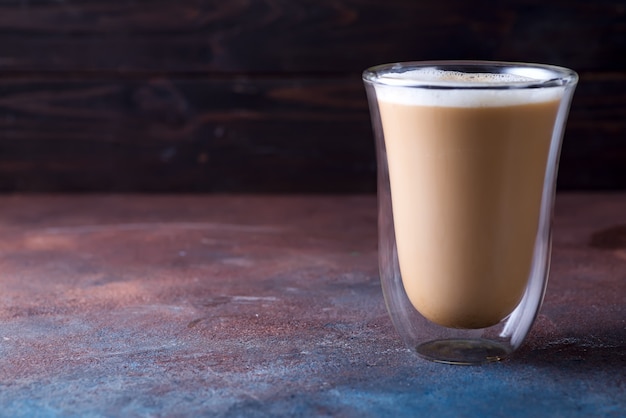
0, 194, 624, 418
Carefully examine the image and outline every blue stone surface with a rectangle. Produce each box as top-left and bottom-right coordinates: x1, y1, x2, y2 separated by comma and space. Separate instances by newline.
0, 195, 624, 417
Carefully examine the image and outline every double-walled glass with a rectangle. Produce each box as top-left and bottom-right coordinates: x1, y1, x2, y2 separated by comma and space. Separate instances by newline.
363, 61, 578, 364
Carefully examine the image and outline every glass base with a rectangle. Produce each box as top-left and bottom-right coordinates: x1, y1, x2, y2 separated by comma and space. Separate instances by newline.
416, 339, 511, 365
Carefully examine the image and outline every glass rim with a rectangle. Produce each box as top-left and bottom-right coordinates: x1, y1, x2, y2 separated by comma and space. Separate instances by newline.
362, 60, 578, 90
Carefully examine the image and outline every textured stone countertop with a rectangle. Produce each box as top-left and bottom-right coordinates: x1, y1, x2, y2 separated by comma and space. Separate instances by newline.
0, 194, 624, 417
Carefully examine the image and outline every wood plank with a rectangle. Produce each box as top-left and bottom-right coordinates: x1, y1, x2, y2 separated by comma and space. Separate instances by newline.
0, 0, 623, 73
559, 72, 626, 189
0, 74, 624, 192
0, 76, 374, 192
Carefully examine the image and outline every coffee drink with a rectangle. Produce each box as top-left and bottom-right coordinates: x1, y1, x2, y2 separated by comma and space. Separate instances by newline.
375, 69, 563, 329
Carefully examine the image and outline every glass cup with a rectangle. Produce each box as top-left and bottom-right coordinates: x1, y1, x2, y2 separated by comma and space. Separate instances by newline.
363, 61, 578, 364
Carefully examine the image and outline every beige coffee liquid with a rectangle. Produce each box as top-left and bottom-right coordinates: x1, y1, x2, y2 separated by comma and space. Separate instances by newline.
376, 70, 562, 329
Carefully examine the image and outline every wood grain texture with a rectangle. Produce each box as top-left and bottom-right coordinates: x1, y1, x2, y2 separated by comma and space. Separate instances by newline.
0, 0, 623, 73
0, 74, 624, 192
0, 76, 375, 192
0, 0, 624, 191
560, 72, 626, 189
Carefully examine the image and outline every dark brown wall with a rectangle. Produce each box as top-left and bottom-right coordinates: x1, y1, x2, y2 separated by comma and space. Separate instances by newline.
0, 0, 624, 192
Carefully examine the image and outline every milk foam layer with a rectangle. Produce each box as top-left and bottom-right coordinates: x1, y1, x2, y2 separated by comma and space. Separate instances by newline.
375, 69, 564, 107
379, 68, 536, 84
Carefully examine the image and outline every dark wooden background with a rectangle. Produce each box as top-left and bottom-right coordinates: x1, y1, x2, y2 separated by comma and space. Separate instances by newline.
0, 0, 624, 193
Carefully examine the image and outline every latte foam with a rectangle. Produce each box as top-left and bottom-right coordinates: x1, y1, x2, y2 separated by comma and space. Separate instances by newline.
374, 69, 564, 107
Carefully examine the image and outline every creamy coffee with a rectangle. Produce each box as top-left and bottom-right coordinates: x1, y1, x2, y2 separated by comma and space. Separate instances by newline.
376, 70, 563, 329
